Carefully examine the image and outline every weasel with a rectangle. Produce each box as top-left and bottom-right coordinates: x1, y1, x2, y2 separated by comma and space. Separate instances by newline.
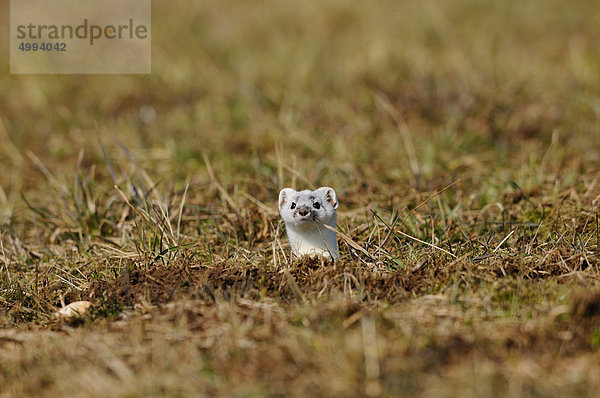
278, 187, 339, 260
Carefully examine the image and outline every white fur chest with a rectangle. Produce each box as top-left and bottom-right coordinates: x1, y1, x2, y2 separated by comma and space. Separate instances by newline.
285, 219, 339, 259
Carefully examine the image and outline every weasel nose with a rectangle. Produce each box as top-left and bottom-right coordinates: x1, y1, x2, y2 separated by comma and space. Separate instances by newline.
298, 207, 309, 216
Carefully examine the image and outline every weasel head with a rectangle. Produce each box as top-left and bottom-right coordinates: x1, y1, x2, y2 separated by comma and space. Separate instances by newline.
278, 187, 338, 229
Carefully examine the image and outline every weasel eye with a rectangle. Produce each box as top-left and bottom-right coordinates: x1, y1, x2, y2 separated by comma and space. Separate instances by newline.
313, 202, 321, 209
290, 202, 296, 209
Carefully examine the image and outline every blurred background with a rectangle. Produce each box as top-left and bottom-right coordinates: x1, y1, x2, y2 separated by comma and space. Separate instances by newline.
1, 0, 599, 214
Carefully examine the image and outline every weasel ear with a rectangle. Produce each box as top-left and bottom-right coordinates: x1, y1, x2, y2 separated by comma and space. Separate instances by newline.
316, 187, 338, 210
278, 188, 296, 211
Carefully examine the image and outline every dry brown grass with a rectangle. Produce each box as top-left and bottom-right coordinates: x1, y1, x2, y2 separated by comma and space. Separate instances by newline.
2, 0, 600, 396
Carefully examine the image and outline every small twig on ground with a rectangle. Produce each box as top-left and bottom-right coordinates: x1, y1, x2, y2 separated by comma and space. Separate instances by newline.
493, 229, 515, 252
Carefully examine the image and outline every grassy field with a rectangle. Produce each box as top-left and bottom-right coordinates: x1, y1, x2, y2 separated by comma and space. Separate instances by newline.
2, 0, 600, 396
